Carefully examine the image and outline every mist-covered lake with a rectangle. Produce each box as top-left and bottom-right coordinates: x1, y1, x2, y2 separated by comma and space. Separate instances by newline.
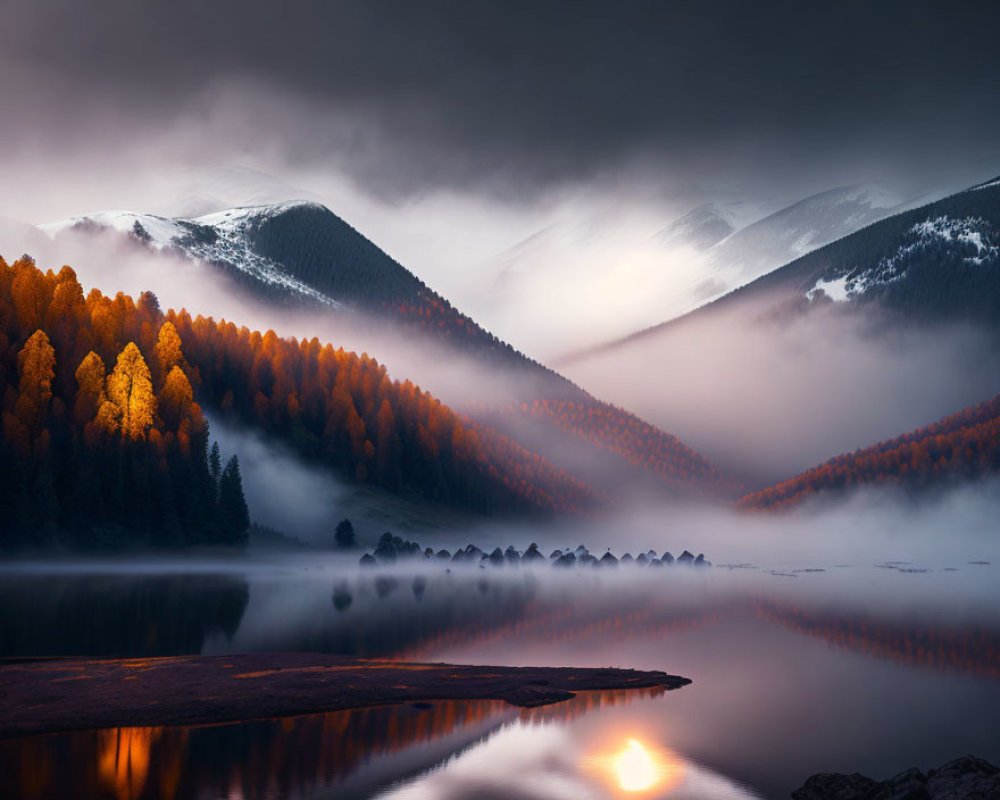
1, 547, 999, 800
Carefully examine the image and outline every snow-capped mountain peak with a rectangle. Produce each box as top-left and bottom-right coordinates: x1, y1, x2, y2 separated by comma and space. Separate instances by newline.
40, 202, 343, 308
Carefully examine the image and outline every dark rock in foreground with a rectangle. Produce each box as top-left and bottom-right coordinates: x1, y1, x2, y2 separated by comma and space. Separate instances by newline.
0, 653, 692, 739
792, 756, 1000, 800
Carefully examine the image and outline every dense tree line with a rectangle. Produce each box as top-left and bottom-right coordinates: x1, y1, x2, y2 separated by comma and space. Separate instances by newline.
0, 257, 250, 549
739, 392, 1000, 510
165, 310, 597, 516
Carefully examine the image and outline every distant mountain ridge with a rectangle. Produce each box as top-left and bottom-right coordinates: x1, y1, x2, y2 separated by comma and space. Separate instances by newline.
564, 179, 1000, 364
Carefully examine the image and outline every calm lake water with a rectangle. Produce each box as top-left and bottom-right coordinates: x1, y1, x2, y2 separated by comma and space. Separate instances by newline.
1, 553, 998, 800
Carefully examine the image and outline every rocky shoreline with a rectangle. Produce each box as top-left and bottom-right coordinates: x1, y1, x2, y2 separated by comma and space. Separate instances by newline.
792, 756, 1000, 800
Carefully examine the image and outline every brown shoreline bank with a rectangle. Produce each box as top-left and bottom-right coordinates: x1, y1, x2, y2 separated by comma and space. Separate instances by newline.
0, 652, 690, 739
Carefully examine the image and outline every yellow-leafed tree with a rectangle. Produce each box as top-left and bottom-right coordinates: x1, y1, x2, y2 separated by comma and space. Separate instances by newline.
106, 342, 157, 440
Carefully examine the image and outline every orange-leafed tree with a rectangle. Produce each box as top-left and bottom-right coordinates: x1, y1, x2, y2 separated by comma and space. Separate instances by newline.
13, 330, 56, 443
73, 351, 108, 428
158, 365, 198, 431
152, 321, 184, 388
105, 342, 157, 441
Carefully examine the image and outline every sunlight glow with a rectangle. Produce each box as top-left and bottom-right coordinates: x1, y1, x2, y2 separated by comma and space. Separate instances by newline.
586, 735, 686, 796
615, 739, 659, 791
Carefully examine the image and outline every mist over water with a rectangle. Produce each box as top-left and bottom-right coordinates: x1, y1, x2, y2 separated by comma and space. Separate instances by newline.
2, 459, 998, 800
2, 531, 998, 799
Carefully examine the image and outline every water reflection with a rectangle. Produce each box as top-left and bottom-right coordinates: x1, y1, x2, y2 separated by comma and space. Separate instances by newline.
606, 739, 675, 792
0, 691, 662, 800
0, 574, 249, 658
755, 599, 1000, 681
2, 560, 999, 798
378, 715, 761, 800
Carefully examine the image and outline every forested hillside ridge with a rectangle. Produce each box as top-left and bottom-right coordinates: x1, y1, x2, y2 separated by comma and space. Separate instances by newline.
0, 263, 250, 549
739, 392, 1000, 510
0, 256, 600, 551
567, 178, 1000, 363
44, 202, 730, 498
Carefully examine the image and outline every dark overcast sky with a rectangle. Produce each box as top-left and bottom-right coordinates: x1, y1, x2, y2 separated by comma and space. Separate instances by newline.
3, 0, 1000, 201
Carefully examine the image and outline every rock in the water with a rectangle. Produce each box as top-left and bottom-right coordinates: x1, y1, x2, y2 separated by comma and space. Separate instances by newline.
505, 546, 521, 564
579, 553, 599, 567
792, 756, 1000, 800
636, 553, 649, 565
599, 552, 619, 568
549, 549, 563, 560
436, 549, 452, 560
373, 543, 398, 564
694, 553, 711, 567
926, 756, 999, 799
552, 552, 576, 568
661, 551, 675, 565
648, 558, 663, 568
791, 772, 882, 800
677, 550, 695, 565
523, 543, 545, 563
880, 767, 929, 800
359, 553, 378, 567
488, 547, 505, 566
621, 553, 634, 565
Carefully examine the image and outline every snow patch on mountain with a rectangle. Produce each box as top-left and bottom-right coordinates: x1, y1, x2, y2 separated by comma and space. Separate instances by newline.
39, 211, 187, 247
911, 216, 998, 264
40, 203, 343, 308
807, 215, 999, 302
806, 275, 851, 302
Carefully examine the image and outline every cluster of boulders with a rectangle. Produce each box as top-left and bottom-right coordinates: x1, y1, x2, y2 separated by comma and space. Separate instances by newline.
791, 756, 1000, 800
359, 534, 710, 569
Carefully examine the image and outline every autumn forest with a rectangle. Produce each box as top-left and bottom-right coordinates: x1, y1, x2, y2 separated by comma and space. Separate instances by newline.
0, 255, 604, 550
